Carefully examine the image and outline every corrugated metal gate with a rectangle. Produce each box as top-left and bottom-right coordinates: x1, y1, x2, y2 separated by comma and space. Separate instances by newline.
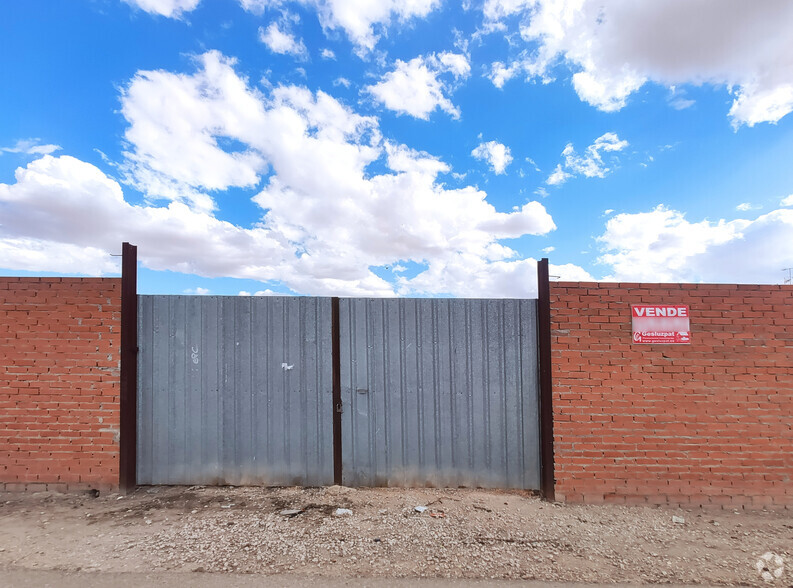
340, 298, 539, 489
137, 295, 540, 489
136, 296, 334, 485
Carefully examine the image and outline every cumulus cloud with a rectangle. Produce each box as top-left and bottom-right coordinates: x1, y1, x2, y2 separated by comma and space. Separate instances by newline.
471, 140, 513, 174
122, 0, 200, 18
398, 256, 591, 298
546, 132, 628, 185
0, 52, 566, 297
0, 154, 288, 280
1, 139, 61, 156
438, 52, 471, 78
597, 205, 793, 284
482, 0, 793, 127
366, 52, 470, 120
239, 0, 441, 51
259, 22, 308, 59
119, 51, 269, 211
781, 194, 793, 207
728, 84, 793, 129
0, 238, 119, 276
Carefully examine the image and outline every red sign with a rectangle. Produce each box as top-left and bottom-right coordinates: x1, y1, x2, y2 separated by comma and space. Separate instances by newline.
631, 304, 690, 344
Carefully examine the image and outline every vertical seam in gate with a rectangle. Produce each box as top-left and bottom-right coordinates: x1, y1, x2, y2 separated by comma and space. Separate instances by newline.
536, 258, 555, 501
331, 297, 343, 485
119, 242, 138, 493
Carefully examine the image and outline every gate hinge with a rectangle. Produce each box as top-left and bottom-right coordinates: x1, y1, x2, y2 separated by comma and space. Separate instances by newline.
335, 402, 343, 414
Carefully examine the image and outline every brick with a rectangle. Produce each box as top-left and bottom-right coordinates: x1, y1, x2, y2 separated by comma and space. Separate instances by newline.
550, 282, 793, 509
1, 278, 121, 490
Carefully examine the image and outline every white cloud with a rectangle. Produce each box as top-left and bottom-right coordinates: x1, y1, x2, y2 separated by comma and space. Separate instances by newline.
438, 52, 471, 78
546, 164, 570, 186
547, 132, 628, 185
184, 287, 210, 295
321, 48, 336, 60
668, 87, 695, 110
488, 61, 521, 89
398, 256, 591, 298
669, 97, 695, 110
483, 0, 793, 127
597, 205, 793, 284
471, 140, 513, 174
1, 139, 61, 156
239, 289, 277, 296
366, 52, 470, 120
572, 69, 645, 113
0, 238, 119, 276
541, 246, 554, 253
525, 157, 540, 172
384, 142, 449, 176
736, 202, 759, 212
238, 0, 271, 14
551, 263, 593, 282
0, 154, 288, 279
728, 84, 793, 129
119, 51, 269, 211
781, 194, 793, 207
240, 0, 442, 51
333, 77, 351, 88
259, 22, 308, 59
1, 52, 566, 297
563, 132, 628, 177
122, 0, 200, 18
482, 0, 534, 21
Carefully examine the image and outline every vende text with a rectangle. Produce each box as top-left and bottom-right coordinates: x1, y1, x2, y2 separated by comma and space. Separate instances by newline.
632, 305, 688, 318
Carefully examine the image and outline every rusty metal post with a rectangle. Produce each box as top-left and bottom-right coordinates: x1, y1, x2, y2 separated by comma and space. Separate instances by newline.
536, 258, 555, 501
119, 242, 138, 493
331, 297, 343, 485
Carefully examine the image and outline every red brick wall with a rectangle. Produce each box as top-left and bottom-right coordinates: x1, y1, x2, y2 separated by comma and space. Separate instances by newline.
1, 278, 121, 491
550, 282, 793, 509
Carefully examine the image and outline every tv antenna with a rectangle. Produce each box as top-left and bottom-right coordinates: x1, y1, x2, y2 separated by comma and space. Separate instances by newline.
783, 268, 793, 285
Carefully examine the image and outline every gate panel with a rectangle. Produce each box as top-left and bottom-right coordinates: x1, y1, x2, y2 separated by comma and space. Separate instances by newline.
137, 295, 334, 485
339, 298, 540, 489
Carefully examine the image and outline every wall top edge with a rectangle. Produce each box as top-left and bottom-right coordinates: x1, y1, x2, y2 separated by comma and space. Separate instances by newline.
0, 277, 121, 283
551, 281, 792, 291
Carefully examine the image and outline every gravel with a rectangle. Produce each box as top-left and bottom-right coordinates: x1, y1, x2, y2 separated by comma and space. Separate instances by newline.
1, 486, 790, 585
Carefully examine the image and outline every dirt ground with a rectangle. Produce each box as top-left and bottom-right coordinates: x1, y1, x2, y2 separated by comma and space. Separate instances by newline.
0, 486, 790, 586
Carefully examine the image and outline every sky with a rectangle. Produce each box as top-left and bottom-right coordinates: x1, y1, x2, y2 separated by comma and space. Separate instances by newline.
1, 0, 793, 297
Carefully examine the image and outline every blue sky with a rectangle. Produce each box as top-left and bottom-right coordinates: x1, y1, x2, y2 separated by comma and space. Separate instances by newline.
1, 0, 792, 296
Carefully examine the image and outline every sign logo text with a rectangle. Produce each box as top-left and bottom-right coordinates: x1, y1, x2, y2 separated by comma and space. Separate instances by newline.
631, 304, 690, 344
